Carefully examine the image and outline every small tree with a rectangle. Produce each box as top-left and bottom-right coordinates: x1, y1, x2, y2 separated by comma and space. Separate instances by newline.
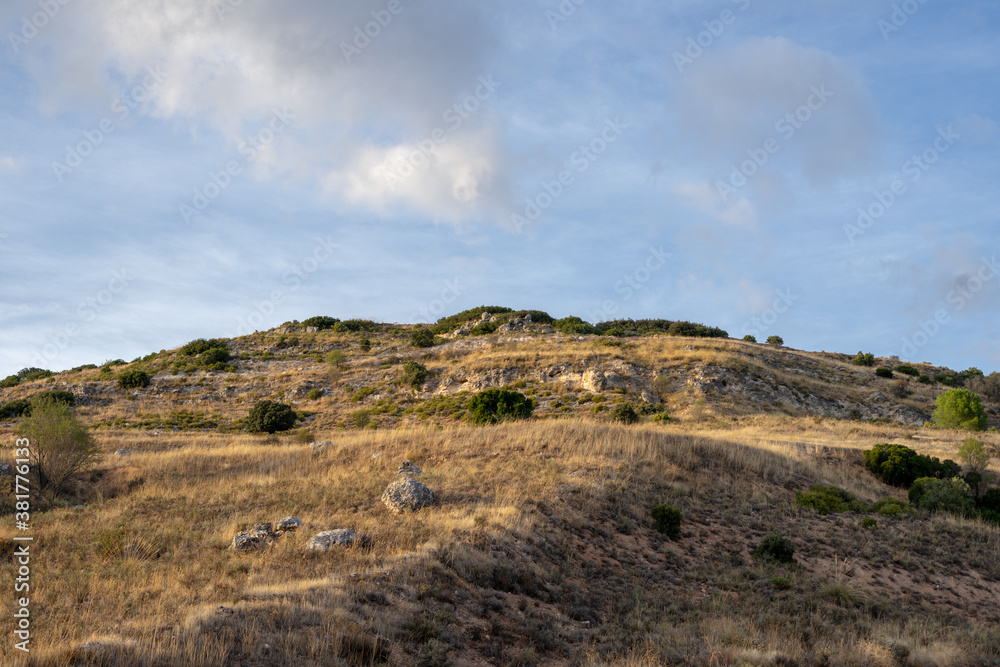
766, 335, 783, 346
409, 328, 435, 348
743, 335, 757, 343
468, 389, 533, 425
932, 388, 987, 431
958, 438, 991, 472
246, 400, 297, 433
852, 351, 875, 367
611, 403, 639, 425
17, 398, 99, 492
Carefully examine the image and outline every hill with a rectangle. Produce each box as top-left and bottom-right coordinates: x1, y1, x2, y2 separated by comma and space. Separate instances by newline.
1, 310, 999, 666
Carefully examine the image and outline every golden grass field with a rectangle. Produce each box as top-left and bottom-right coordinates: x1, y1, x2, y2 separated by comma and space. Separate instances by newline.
2, 328, 999, 665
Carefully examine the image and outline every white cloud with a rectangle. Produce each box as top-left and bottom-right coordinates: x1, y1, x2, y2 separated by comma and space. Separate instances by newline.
16, 0, 507, 221
672, 180, 757, 229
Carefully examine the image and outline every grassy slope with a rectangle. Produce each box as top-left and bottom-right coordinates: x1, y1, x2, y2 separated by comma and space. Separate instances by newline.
0, 329, 998, 665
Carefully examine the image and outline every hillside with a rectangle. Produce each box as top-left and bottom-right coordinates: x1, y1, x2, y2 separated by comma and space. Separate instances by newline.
1, 311, 999, 666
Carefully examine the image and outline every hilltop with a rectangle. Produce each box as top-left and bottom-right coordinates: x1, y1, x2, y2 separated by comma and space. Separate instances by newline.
1, 308, 999, 666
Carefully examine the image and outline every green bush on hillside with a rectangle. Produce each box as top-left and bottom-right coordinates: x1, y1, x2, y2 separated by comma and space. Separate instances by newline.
852, 351, 875, 367
246, 400, 297, 433
862, 443, 959, 488
467, 389, 533, 425
767, 335, 783, 346
875, 367, 893, 378
752, 531, 796, 564
409, 328, 436, 348
795, 485, 868, 515
401, 361, 428, 389
181, 338, 228, 356
610, 403, 639, 425
553, 316, 599, 335
117, 369, 151, 390
650, 505, 682, 540
870, 497, 909, 517
932, 388, 988, 431
301, 316, 340, 330
743, 335, 757, 343
896, 364, 920, 377
908, 477, 975, 517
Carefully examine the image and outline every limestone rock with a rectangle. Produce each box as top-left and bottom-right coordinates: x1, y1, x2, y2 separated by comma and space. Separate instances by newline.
640, 392, 661, 405
233, 523, 277, 552
308, 529, 367, 551
310, 441, 331, 454
382, 478, 435, 513
0, 462, 13, 477
397, 460, 422, 477
276, 516, 303, 532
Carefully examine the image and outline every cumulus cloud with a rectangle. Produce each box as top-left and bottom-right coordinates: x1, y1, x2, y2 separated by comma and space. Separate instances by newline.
12, 0, 507, 220
674, 36, 879, 190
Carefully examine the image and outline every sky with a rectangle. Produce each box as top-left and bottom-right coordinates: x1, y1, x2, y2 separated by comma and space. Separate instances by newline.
1, 0, 999, 377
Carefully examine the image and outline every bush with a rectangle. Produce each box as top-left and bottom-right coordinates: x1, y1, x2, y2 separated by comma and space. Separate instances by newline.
410, 328, 436, 348
429, 306, 514, 334
978, 488, 1000, 514
199, 347, 231, 365
862, 443, 959, 488
751, 531, 796, 564
181, 338, 228, 356
766, 335, 783, 346
967, 372, 1000, 404
325, 350, 348, 367
17, 398, 99, 492
852, 351, 875, 367
31, 390, 75, 407
743, 335, 757, 343
890, 379, 910, 398
401, 361, 428, 390
875, 367, 893, 378
650, 505, 682, 540
553, 316, 598, 335
871, 497, 909, 517
117, 369, 151, 390
932, 388, 987, 431
958, 437, 991, 472
795, 485, 868, 515
610, 403, 639, 425
908, 477, 975, 517
245, 400, 297, 433
0, 399, 32, 420
301, 316, 340, 330
351, 410, 372, 429
467, 389, 533, 425
359, 337, 372, 353
861, 518, 877, 530
896, 364, 920, 377
306, 389, 322, 401
770, 576, 792, 590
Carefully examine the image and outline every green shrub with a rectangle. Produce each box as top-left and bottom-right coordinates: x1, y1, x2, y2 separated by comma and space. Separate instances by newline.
862, 443, 959, 488
770, 576, 792, 590
908, 477, 975, 516
751, 531, 796, 564
743, 335, 757, 343
401, 361, 428, 389
861, 518, 877, 530
957, 437, 991, 471
896, 364, 920, 377
467, 389, 533, 425
117, 369, 151, 390
301, 316, 340, 330
766, 335, 783, 346
199, 347, 231, 365
610, 403, 639, 425
470, 321, 498, 336
870, 497, 909, 517
918, 374, 932, 384
245, 400, 297, 433
351, 410, 371, 429
325, 350, 348, 367
181, 338, 228, 356
652, 412, 671, 423
31, 390, 75, 407
429, 306, 513, 335
17, 398, 99, 492
978, 488, 1000, 514
852, 351, 875, 367
359, 337, 372, 353
553, 316, 598, 335
650, 505, 682, 540
875, 367, 893, 378
932, 388, 987, 431
306, 389, 322, 401
0, 399, 32, 420
795, 485, 868, 515
410, 328, 436, 348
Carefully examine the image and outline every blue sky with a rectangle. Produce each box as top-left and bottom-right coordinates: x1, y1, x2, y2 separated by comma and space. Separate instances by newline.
1, 0, 999, 376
